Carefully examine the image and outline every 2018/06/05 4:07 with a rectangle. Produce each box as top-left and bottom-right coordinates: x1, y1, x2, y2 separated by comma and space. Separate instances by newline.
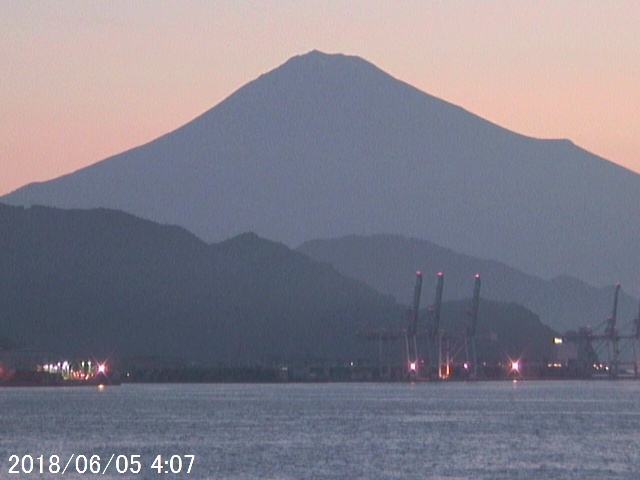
7, 454, 195, 475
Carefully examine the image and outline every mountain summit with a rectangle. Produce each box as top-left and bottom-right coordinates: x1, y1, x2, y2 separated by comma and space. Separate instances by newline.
4, 51, 640, 287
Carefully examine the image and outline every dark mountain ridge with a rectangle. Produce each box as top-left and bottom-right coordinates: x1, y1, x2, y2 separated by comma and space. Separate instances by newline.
4, 50, 638, 289
298, 234, 639, 334
0, 204, 557, 365
0, 203, 400, 363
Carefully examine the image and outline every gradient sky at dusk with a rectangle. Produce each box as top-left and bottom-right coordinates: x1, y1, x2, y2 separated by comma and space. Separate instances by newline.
2, 1, 639, 196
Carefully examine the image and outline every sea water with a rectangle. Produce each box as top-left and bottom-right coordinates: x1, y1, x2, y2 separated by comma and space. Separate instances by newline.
1, 381, 639, 479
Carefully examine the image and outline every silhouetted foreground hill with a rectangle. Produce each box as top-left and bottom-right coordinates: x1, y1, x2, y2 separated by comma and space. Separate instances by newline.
1, 204, 558, 366
4, 51, 640, 290
298, 235, 638, 334
0, 204, 400, 364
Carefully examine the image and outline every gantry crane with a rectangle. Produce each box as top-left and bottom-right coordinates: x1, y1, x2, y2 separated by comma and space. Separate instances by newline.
560, 283, 640, 378
605, 284, 621, 377
428, 272, 444, 378
465, 274, 481, 379
405, 271, 423, 377
433, 274, 480, 380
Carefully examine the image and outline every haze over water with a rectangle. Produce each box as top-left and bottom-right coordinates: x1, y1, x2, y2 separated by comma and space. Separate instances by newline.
2, 382, 639, 479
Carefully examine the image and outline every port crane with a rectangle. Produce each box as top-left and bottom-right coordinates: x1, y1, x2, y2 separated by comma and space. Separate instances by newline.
602, 285, 640, 378
560, 284, 640, 378
434, 274, 481, 379
359, 270, 436, 380
402, 271, 486, 380
464, 274, 481, 379
604, 283, 621, 377
428, 272, 444, 378
361, 271, 485, 381
405, 271, 423, 377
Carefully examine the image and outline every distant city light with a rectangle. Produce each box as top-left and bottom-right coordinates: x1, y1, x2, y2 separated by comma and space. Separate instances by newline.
39, 358, 109, 382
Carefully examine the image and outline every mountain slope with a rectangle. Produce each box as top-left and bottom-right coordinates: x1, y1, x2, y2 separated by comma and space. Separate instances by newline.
297, 234, 639, 334
0, 203, 401, 363
3, 50, 639, 288
0, 203, 562, 365
436, 300, 557, 363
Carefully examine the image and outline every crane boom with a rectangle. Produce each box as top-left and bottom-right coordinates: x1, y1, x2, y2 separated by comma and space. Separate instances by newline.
430, 272, 444, 340
612, 283, 620, 326
465, 274, 482, 379
605, 283, 621, 378
410, 272, 423, 337
468, 274, 481, 338
405, 271, 423, 377
606, 283, 621, 337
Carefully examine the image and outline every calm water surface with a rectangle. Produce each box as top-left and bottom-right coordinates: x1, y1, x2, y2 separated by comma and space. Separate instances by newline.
2, 381, 640, 479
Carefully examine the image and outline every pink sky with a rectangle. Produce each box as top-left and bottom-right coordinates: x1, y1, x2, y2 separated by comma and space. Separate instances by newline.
2, 1, 639, 196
